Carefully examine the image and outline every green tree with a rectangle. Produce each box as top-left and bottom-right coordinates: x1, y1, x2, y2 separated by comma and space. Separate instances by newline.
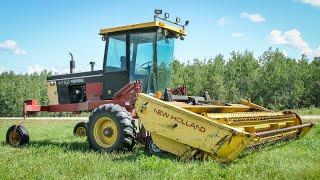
204, 55, 227, 101
224, 51, 260, 102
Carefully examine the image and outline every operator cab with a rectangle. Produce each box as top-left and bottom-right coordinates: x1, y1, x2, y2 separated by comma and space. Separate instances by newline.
100, 21, 186, 99
46, 14, 188, 105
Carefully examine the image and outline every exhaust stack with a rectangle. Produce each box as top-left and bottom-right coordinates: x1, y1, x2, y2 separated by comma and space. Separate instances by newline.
69, 52, 75, 74
90, 61, 95, 71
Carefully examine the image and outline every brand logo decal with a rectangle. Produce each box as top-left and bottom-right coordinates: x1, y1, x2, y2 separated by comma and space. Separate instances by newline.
57, 78, 84, 85
153, 108, 205, 132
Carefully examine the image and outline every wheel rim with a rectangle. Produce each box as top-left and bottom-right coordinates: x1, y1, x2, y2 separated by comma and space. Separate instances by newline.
9, 131, 20, 146
93, 117, 118, 148
76, 127, 87, 136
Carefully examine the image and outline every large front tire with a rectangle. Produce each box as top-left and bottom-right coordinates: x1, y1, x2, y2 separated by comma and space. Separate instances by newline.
87, 104, 135, 152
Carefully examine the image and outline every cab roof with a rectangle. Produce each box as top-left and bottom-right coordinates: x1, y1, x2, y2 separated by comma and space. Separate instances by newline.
99, 21, 186, 36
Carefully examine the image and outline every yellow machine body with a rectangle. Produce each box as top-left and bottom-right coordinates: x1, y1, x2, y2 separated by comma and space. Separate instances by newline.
135, 93, 313, 163
47, 81, 59, 105
100, 21, 186, 36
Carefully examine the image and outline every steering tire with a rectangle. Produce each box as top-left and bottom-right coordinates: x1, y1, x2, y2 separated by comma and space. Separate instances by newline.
6, 125, 30, 147
73, 121, 87, 137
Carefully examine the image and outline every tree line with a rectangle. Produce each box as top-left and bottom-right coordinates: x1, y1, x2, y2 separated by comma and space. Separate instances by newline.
0, 71, 49, 116
0, 48, 319, 116
172, 48, 320, 110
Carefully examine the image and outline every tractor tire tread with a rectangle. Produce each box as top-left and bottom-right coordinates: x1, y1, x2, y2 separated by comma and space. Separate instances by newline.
87, 103, 135, 152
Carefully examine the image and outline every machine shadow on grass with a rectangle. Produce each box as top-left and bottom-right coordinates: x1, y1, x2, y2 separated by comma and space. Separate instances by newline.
19, 139, 180, 162
0, 138, 262, 165
0, 136, 182, 162
27, 139, 91, 152
110, 149, 181, 162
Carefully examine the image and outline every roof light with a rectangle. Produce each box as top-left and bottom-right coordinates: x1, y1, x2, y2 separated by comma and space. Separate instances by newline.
176, 17, 180, 23
164, 13, 170, 19
154, 9, 162, 15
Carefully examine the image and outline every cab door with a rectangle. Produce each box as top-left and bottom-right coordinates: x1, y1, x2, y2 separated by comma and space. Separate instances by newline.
103, 34, 130, 99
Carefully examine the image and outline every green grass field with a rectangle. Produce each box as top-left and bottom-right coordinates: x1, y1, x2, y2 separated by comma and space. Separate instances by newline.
0, 119, 320, 179
293, 107, 320, 115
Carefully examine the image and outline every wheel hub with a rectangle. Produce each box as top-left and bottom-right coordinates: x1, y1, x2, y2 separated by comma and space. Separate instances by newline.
9, 131, 20, 146
103, 127, 113, 138
76, 127, 87, 136
93, 117, 118, 148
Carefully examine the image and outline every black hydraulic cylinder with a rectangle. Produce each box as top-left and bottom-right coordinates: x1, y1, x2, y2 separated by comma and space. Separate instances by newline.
163, 88, 173, 102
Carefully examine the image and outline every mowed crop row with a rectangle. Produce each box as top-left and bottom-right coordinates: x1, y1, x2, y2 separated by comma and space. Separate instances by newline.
0, 119, 319, 179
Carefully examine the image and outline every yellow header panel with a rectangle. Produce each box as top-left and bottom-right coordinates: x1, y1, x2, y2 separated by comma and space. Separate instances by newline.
99, 21, 186, 36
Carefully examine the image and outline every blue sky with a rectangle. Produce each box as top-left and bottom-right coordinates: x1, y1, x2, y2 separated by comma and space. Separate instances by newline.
0, 0, 320, 74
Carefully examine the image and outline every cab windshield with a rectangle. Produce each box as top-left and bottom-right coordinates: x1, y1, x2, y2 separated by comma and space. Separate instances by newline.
130, 32, 175, 93
105, 31, 175, 94
130, 32, 155, 92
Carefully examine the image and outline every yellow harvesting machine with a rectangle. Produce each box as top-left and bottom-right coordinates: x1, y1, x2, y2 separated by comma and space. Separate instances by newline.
135, 93, 314, 163
6, 9, 313, 164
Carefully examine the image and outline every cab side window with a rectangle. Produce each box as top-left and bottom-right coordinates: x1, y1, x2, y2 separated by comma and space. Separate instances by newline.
106, 35, 127, 72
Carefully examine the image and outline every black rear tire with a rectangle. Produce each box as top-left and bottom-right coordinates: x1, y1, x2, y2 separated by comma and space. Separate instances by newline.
73, 121, 87, 137
6, 125, 29, 147
146, 137, 162, 155
87, 104, 135, 152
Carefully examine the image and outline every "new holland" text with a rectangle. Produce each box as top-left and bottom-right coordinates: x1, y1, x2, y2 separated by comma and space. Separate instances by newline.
153, 108, 205, 132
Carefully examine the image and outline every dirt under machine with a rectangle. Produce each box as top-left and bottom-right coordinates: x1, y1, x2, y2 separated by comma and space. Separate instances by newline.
6, 10, 314, 163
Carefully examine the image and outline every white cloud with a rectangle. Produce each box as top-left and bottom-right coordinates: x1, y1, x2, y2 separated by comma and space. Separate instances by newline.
0, 40, 27, 55
49, 66, 69, 74
27, 64, 70, 74
27, 64, 42, 74
269, 29, 313, 56
217, 16, 228, 26
240, 12, 266, 23
300, 0, 320, 7
314, 47, 320, 57
281, 50, 288, 57
0, 66, 4, 74
231, 32, 245, 38
269, 30, 287, 44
